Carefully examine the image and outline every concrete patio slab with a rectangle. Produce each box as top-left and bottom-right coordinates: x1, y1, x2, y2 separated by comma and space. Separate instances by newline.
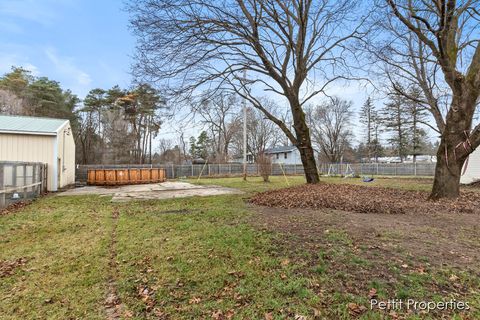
58, 181, 243, 202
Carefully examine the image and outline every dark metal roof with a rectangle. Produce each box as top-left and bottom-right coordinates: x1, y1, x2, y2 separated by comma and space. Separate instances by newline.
264, 145, 296, 154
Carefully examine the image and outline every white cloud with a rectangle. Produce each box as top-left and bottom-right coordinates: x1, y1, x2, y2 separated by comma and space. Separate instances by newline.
44, 47, 92, 96
0, 0, 77, 26
0, 52, 39, 76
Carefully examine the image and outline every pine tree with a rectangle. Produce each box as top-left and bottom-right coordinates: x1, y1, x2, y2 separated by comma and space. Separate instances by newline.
359, 97, 382, 161
381, 93, 410, 161
405, 87, 429, 163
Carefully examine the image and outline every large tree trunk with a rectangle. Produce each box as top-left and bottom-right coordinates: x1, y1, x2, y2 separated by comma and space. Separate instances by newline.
290, 99, 320, 184
430, 139, 465, 200
429, 94, 476, 200
298, 142, 320, 183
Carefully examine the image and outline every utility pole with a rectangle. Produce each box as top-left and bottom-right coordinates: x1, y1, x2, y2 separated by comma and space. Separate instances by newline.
243, 69, 247, 181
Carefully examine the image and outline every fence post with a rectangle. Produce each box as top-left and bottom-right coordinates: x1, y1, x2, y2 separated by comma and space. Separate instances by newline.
376, 163, 379, 176
32, 164, 37, 197
12, 164, 17, 191
414, 162, 417, 176
191, 164, 194, 177
23, 164, 28, 199
0, 164, 4, 208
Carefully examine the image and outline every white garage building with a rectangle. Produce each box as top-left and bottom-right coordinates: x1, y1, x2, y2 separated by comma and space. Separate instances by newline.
0, 115, 75, 191
461, 148, 480, 184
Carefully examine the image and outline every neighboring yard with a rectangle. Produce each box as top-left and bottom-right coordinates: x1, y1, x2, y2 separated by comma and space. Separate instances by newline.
1, 176, 479, 319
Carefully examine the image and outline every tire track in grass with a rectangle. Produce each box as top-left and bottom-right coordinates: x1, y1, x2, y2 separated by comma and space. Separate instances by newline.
105, 207, 123, 319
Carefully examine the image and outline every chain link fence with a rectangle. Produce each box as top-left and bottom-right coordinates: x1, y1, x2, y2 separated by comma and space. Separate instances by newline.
0, 161, 48, 209
317, 162, 436, 177
76, 162, 436, 183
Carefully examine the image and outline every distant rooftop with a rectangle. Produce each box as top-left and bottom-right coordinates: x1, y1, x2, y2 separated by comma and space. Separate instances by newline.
0, 115, 69, 136
264, 145, 297, 154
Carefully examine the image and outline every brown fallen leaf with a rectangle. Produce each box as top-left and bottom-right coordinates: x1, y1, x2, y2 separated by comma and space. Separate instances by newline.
123, 310, 134, 318
449, 274, 459, 281
212, 310, 223, 320
368, 288, 377, 299
264, 312, 274, 320
189, 297, 201, 304
347, 303, 367, 317
225, 309, 235, 319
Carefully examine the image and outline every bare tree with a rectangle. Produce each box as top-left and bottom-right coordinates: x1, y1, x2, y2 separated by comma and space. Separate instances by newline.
377, 0, 480, 199
232, 103, 283, 160
158, 138, 173, 156
307, 97, 353, 163
197, 92, 242, 162
128, 0, 369, 183
0, 89, 26, 115
370, 20, 448, 134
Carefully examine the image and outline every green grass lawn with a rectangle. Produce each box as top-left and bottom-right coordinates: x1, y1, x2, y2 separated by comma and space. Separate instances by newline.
1, 176, 478, 319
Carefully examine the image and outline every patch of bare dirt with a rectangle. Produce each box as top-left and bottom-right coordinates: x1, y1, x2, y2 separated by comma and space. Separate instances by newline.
251, 205, 480, 268
0, 258, 28, 278
250, 183, 480, 214
249, 204, 480, 318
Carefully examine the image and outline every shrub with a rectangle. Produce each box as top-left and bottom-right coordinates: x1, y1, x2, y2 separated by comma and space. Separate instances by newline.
257, 153, 272, 182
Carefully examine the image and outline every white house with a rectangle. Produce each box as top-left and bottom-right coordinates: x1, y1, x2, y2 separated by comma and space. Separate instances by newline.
461, 148, 480, 184
264, 145, 302, 165
0, 115, 76, 191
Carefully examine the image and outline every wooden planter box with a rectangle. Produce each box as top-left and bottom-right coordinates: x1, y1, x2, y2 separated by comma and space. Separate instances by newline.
87, 168, 166, 185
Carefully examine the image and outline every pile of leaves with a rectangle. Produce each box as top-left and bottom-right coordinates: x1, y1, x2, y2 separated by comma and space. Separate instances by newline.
467, 180, 480, 188
0, 201, 30, 216
0, 258, 28, 278
250, 183, 480, 214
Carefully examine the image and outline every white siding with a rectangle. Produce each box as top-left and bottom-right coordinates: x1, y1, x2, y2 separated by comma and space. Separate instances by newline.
55, 122, 76, 188
461, 148, 480, 184
269, 150, 302, 165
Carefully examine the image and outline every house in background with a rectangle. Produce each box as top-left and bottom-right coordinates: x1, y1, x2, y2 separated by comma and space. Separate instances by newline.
461, 148, 480, 184
264, 145, 302, 165
0, 115, 75, 191
229, 152, 255, 164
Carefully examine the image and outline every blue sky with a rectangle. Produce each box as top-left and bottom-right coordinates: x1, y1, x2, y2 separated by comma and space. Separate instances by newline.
0, 0, 134, 98
0, 0, 415, 145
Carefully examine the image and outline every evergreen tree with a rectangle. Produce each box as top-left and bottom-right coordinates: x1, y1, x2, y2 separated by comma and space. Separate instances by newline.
381, 92, 410, 161
405, 87, 429, 162
359, 97, 382, 161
